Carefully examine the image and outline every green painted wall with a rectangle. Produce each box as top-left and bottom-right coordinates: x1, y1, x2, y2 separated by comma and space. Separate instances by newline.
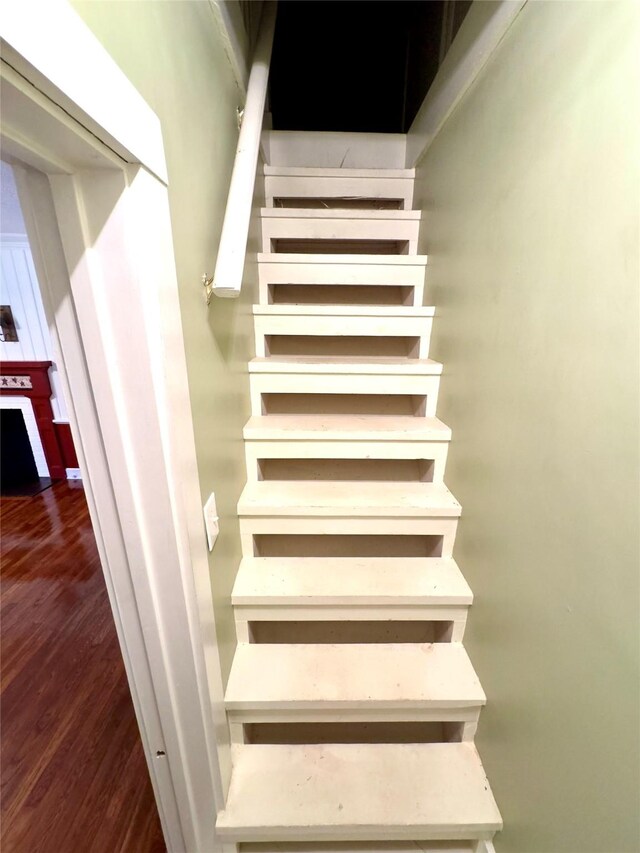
71, 0, 256, 684
413, 2, 639, 850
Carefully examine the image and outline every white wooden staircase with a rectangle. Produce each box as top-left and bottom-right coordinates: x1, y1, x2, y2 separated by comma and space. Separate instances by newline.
217, 162, 502, 851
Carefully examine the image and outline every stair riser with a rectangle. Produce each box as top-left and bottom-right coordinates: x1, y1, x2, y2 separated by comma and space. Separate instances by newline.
265, 175, 414, 210
227, 842, 496, 852
233, 842, 496, 853
233, 607, 469, 648
244, 441, 450, 484
253, 315, 433, 359
258, 259, 426, 306
234, 605, 467, 624
219, 831, 498, 844
228, 709, 480, 723
249, 375, 441, 417
258, 262, 425, 307
261, 218, 420, 254
239, 518, 459, 559
228, 715, 480, 748
228, 717, 479, 750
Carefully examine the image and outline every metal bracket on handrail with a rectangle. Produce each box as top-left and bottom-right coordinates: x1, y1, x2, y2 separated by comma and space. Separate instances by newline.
202, 274, 214, 305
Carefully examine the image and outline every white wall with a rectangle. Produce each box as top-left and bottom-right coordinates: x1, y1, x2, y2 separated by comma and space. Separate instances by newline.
0, 162, 68, 422
412, 2, 639, 850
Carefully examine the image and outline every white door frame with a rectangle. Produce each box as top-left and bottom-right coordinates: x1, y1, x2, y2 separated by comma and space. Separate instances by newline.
1, 7, 228, 852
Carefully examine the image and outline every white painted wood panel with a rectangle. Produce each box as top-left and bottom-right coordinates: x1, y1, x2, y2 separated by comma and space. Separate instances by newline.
239, 517, 459, 549
252, 308, 433, 359
244, 438, 450, 484
263, 131, 408, 169
257, 254, 427, 305
264, 173, 414, 210
249, 371, 441, 418
264, 167, 416, 179
243, 414, 451, 441
261, 212, 420, 254
261, 208, 422, 221
0, 239, 50, 361
249, 356, 442, 374
0, 236, 68, 421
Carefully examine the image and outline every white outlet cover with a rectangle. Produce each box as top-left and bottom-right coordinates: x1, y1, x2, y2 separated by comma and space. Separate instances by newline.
203, 492, 219, 552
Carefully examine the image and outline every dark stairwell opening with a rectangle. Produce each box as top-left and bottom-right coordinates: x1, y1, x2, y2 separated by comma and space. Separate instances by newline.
269, 0, 472, 134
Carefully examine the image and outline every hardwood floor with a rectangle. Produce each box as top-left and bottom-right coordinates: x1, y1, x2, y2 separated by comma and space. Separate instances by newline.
1, 482, 166, 853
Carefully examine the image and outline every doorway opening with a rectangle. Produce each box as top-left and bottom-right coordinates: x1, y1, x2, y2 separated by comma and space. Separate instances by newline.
0, 161, 166, 852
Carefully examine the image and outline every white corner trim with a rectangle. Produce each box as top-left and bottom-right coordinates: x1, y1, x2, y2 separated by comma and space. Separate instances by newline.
406, 0, 528, 167
0, 0, 168, 184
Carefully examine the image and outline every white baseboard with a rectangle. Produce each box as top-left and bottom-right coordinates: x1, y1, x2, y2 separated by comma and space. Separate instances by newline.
66, 467, 82, 480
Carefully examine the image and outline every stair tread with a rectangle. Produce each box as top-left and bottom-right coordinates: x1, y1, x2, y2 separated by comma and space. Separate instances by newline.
264, 166, 416, 179
258, 253, 428, 266
243, 414, 451, 441
261, 208, 422, 221
232, 557, 472, 606
237, 481, 461, 518
252, 305, 435, 317
217, 742, 502, 839
225, 642, 485, 710
249, 356, 442, 374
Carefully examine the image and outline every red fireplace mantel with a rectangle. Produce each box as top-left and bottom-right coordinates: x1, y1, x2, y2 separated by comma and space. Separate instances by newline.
0, 360, 66, 480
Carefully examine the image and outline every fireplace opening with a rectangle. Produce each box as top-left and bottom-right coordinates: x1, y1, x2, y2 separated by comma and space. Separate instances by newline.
0, 409, 51, 497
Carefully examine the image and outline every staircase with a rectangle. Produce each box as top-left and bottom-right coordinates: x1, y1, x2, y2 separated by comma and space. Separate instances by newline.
216, 160, 502, 851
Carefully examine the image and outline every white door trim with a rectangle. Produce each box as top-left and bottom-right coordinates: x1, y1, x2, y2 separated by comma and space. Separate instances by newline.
0, 0, 167, 182
2, 8, 227, 852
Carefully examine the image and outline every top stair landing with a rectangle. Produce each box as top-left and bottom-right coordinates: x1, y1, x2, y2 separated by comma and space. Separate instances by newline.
262, 130, 408, 171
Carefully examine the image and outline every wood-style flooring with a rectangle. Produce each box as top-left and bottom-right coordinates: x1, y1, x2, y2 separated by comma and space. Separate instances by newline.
1, 481, 166, 853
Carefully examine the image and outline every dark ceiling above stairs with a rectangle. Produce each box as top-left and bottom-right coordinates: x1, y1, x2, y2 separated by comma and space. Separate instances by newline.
269, 0, 469, 134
